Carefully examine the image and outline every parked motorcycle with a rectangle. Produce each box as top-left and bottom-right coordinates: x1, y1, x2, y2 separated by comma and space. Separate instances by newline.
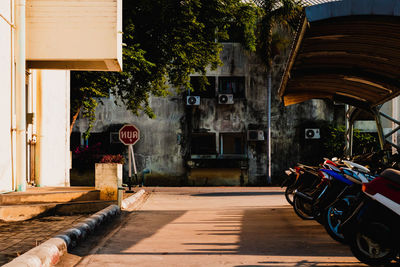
282, 152, 400, 265
322, 161, 376, 244
282, 164, 321, 207
291, 159, 376, 244
291, 158, 350, 221
340, 168, 400, 265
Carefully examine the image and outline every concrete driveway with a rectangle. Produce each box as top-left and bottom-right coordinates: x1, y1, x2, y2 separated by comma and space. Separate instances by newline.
73, 187, 366, 267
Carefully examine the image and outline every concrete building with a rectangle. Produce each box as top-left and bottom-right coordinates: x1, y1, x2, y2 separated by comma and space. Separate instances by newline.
74, 0, 400, 186
0, 0, 122, 193
72, 42, 337, 186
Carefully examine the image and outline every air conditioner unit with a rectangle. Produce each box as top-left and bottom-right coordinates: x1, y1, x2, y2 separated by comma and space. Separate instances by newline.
186, 96, 200, 105
305, 128, 320, 139
218, 94, 234, 104
248, 130, 264, 141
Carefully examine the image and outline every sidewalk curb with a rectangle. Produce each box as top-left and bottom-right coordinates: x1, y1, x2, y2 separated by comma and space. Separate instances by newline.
121, 189, 145, 210
3, 189, 146, 267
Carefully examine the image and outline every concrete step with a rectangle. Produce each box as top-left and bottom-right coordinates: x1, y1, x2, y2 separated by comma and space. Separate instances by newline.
55, 200, 115, 216
0, 203, 57, 222
0, 188, 100, 205
0, 200, 115, 222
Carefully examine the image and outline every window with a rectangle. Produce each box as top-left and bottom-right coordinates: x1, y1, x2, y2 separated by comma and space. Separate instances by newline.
220, 133, 245, 155
218, 76, 245, 98
189, 76, 216, 98
110, 132, 121, 144
191, 133, 216, 155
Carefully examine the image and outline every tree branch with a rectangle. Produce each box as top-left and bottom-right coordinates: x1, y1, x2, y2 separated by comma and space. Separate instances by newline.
70, 106, 81, 136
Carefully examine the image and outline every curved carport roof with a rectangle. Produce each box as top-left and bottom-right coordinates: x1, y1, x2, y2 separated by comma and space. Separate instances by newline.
279, 0, 400, 110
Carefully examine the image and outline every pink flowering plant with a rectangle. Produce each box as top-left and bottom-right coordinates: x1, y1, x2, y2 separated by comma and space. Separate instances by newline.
100, 154, 125, 164
73, 142, 103, 170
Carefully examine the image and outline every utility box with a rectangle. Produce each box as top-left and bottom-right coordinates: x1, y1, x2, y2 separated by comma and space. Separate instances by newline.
95, 163, 122, 201
26, 0, 122, 71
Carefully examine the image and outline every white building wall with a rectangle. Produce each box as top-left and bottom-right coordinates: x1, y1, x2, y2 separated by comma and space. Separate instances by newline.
0, 0, 119, 192
0, 1, 14, 192
36, 70, 70, 187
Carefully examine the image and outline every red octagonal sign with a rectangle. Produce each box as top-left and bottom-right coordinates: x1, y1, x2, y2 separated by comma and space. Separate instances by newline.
119, 124, 140, 145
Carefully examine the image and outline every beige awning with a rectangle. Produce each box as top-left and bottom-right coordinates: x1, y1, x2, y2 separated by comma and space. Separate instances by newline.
26, 0, 122, 71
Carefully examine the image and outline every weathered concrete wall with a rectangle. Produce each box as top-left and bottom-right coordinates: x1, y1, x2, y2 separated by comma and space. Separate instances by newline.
271, 99, 335, 176
74, 94, 186, 184
73, 43, 337, 185
187, 43, 270, 185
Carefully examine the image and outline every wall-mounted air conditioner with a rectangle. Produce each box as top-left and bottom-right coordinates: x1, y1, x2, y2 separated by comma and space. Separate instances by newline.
305, 128, 320, 139
218, 94, 234, 104
248, 130, 264, 141
186, 96, 200, 105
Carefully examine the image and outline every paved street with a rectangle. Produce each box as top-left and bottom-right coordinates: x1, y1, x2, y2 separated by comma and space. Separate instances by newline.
65, 187, 366, 267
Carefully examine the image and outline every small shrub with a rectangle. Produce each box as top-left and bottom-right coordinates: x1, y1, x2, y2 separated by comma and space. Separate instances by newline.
73, 142, 103, 170
323, 125, 379, 158
100, 154, 125, 164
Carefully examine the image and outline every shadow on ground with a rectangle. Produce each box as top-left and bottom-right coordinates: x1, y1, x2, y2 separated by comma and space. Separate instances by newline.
76, 207, 356, 256
191, 192, 284, 197
65, 199, 398, 266
67, 209, 186, 259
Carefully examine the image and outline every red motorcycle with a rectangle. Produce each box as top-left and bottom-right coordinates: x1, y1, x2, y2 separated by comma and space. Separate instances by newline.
341, 168, 400, 265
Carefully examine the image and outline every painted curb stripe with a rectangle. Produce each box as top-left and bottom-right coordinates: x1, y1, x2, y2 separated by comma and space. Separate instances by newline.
3, 189, 145, 267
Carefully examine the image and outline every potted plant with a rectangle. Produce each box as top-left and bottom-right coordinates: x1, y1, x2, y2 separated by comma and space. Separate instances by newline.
95, 154, 125, 201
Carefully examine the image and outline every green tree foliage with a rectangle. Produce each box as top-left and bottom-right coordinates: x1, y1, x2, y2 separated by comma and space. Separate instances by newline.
71, 0, 260, 137
255, 0, 303, 68
323, 125, 379, 158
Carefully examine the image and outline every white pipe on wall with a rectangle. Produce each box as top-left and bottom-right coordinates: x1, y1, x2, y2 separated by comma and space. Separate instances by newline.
35, 70, 42, 186
0, 13, 15, 28
266, 72, 271, 184
15, 0, 26, 191
65, 70, 71, 186
11, 0, 17, 191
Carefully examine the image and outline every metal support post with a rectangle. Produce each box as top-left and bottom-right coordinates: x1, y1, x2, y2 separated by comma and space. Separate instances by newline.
344, 105, 355, 158
126, 145, 134, 193
373, 107, 389, 163
392, 97, 399, 154
131, 145, 138, 185
266, 71, 272, 184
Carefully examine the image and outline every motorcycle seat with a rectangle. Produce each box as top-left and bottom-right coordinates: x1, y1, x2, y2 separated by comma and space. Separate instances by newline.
380, 168, 400, 185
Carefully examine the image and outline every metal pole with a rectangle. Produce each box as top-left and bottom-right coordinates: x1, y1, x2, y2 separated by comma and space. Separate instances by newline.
345, 106, 359, 158
392, 97, 399, 154
373, 108, 386, 151
131, 146, 138, 185
372, 107, 389, 163
345, 105, 352, 157
126, 144, 133, 192
266, 71, 272, 184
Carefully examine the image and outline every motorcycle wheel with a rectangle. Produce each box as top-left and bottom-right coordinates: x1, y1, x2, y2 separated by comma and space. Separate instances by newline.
285, 186, 295, 206
323, 196, 354, 244
349, 222, 396, 266
293, 194, 314, 220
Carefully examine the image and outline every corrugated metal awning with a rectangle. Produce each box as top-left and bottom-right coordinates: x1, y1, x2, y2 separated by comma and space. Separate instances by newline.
279, 0, 400, 109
